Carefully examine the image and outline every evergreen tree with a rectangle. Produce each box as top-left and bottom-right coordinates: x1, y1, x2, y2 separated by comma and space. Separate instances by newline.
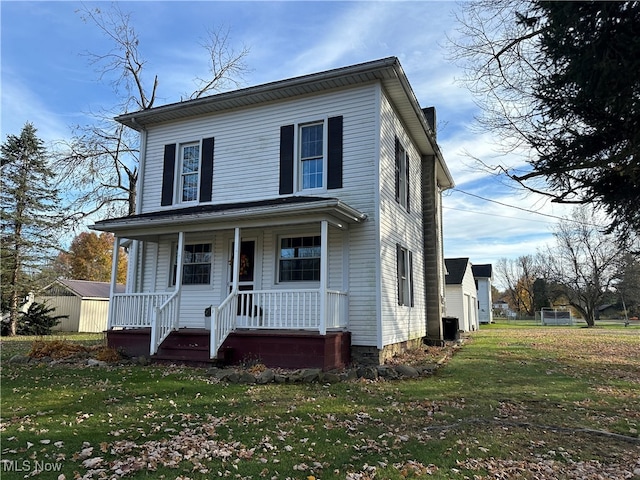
1, 123, 63, 336
451, 1, 640, 234
528, 1, 640, 234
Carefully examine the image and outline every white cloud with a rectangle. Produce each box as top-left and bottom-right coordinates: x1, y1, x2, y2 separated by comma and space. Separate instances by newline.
0, 70, 73, 144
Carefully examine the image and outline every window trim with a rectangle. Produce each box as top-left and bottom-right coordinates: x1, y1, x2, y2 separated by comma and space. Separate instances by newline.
277, 234, 322, 284
170, 242, 213, 287
297, 119, 327, 192
178, 141, 201, 204
397, 244, 414, 307
395, 137, 410, 211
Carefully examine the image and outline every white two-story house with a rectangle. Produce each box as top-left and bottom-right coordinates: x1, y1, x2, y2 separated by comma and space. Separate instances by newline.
92, 57, 454, 369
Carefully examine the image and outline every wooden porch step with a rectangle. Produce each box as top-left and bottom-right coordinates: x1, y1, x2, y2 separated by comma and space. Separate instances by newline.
154, 329, 212, 363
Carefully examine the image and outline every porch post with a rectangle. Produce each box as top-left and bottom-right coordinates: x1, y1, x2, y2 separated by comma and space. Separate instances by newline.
319, 220, 328, 335
173, 231, 185, 331
232, 227, 241, 293
107, 235, 120, 330
175, 231, 185, 292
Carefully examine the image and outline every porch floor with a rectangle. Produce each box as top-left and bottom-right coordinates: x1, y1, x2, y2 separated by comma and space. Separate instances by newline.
107, 328, 351, 370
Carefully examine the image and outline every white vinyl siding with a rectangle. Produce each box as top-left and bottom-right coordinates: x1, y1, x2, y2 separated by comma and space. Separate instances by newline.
378, 92, 427, 347
138, 84, 381, 346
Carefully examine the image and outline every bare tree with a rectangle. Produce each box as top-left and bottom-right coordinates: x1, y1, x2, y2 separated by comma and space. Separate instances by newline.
55, 3, 250, 221
495, 255, 540, 317
540, 207, 629, 327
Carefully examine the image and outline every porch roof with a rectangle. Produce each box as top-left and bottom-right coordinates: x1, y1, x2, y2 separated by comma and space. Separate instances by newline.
91, 196, 367, 240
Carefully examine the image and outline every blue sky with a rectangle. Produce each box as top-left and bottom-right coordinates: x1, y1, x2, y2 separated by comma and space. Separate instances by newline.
1, 1, 573, 281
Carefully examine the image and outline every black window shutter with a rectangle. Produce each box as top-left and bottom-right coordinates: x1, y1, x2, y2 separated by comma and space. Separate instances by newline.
279, 125, 294, 195
394, 137, 400, 203
405, 153, 410, 212
199, 137, 214, 202
161, 144, 177, 206
409, 250, 414, 307
327, 115, 343, 189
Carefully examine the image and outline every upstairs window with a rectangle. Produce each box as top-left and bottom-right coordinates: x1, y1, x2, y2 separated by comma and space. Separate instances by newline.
172, 243, 212, 286
279, 116, 342, 195
395, 137, 410, 211
278, 235, 321, 282
300, 122, 324, 190
180, 143, 200, 202
161, 137, 214, 206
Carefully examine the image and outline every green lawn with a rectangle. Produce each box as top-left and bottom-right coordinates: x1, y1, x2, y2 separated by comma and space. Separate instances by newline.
1, 325, 638, 479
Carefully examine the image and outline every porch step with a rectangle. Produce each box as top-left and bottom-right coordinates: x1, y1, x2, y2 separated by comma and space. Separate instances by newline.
154, 329, 212, 363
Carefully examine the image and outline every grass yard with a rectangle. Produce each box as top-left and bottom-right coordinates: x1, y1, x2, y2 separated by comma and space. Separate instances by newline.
1, 325, 638, 479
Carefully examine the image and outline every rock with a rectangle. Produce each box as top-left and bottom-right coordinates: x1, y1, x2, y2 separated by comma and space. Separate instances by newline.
256, 369, 275, 384
340, 369, 359, 382
87, 359, 107, 367
322, 372, 342, 384
274, 374, 288, 383
208, 368, 236, 381
395, 364, 419, 378
8, 355, 31, 364
238, 372, 256, 384
136, 356, 150, 366
417, 363, 438, 375
357, 367, 378, 380
377, 366, 399, 380
301, 368, 321, 383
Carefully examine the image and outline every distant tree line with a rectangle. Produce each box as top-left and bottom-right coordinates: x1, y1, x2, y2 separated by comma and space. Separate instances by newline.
494, 207, 640, 326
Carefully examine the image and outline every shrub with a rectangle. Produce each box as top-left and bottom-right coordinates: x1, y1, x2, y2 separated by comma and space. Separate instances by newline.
17, 303, 67, 335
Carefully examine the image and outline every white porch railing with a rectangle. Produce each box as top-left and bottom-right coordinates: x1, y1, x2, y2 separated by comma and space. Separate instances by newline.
209, 289, 348, 358
210, 291, 238, 359
109, 289, 348, 359
150, 290, 181, 355
109, 293, 173, 329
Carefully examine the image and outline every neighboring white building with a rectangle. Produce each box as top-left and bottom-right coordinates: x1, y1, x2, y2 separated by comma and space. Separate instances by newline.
37, 279, 125, 333
92, 57, 455, 368
472, 264, 493, 324
444, 258, 479, 332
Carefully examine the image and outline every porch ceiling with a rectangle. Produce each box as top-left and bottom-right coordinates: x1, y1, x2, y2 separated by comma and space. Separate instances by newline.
91, 196, 367, 240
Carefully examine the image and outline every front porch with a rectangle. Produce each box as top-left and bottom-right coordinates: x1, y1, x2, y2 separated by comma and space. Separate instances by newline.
95, 201, 367, 369
107, 284, 349, 364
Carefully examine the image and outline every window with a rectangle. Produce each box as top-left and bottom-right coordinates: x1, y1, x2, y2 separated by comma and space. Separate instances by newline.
279, 235, 321, 282
180, 143, 200, 202
172, 243, 212, 285
397, 244, 414, 306
395, 138, 410, 211
300, 123, 324, 190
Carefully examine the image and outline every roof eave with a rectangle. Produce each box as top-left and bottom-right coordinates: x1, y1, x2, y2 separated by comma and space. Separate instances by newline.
91, 198, 367, 236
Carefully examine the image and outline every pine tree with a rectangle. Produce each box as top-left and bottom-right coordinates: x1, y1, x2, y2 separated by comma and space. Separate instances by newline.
1, 123, 63, 336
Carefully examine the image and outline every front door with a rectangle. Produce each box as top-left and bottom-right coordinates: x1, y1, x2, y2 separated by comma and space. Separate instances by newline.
229, 240, 256, 323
